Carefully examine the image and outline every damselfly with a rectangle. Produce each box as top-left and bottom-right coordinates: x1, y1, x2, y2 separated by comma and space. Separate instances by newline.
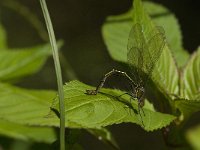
86, 23, 166, 121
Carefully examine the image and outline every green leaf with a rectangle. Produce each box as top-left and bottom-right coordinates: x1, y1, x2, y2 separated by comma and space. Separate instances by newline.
0, 44, 51, 82
51, 80, 176, 131
186, 125, 200, 150
102, 1, 188, 67
0, 119, 56, 143
0, 81, 175, 131
0, 23, 58, 82
175, 99, 200, 121
181, 47, 200, 100
102, 0, 179, 96
0, 83, 59, 126
175, 47, 200, 120
0, 24, 7, 49
143, 2, 189, 67
102, 11, 131, 63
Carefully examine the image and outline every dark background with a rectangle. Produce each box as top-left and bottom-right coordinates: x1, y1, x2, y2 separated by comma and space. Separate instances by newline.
0, 0, 200, 149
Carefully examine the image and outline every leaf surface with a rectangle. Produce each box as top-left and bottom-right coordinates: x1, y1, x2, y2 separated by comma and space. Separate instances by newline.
175, 47, 200, 120
0, 44, 51, 82
143, 2, 189, 67
102, 1, 188, 67
0, 83, 59, 126
0, 119, 56, 143
0, 80, 175, 133
181, 47, 200, 100
51, 81, 176, 131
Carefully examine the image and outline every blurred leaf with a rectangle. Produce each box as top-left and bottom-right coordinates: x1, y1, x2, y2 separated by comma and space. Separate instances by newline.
186, 125, 200, 150
102, 0, 179, 97
143, 2, 189, 67
0, 19, 62, 82
102, 1, 188, 67
175, 99, 200, 121
0, 44, 51, 82
0, 83, 59, 126
0, 119, 56, 143
181, 47, 200, 100
51, 80, 176, 131
10, 140, 31, 150
102, 11, 131, 63
175, 47, 200, 120
0, 22, 63, 83
88, 128, 119, 149
0, 24, 7, 49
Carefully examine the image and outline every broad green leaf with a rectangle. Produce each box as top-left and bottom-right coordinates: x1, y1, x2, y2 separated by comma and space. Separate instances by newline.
175, 99, 200, 121
132, 0, 179, 96
87, 128, 119, 149
0, 83, 59, 126
0, 24, 7, 49
0, 81, 175, 131
102, 13, 131, 63
0, 44, 51, 82
181, 47, 200, 100
175, 47, 200, 120
186, 125, 200, 150
0, 23, 57, 82
0, 119, 56, 143
51, 80, 176, 131
143, 2, 189, 67
102, 0, 179, 97
102, 1, 188, 67
102, 10, 137, 63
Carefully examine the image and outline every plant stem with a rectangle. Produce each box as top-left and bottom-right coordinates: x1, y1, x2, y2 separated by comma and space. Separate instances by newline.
39, 0, 65, 150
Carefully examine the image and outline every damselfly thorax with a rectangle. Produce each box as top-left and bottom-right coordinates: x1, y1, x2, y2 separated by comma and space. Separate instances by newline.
133, 85, 145, 107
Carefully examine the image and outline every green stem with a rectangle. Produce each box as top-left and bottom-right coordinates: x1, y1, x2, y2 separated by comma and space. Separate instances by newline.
39, 1, 65, 150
